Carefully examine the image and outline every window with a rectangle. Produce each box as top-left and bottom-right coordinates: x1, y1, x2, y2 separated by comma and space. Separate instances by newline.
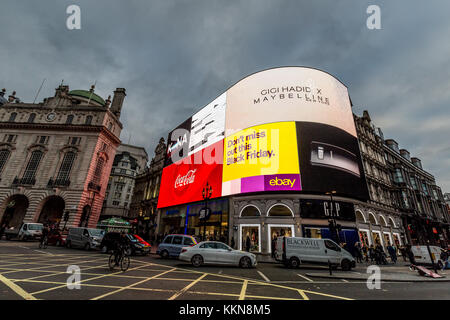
8, 113, 17, 122
183, 237, 195, 246
66, 115, 74, 124
69, 137, 81, 145
393, 168, 404, 183
28, 113, 36, 123
112, 201, 119, 206
85, 115, 93, 125
56, 152, 75, 181
163, 236, 173, 244
92, 157, 105, 185
22, 150, 43, 181
200, 242, 216, 249
324, 240, 341, 251
410, 176, 418, 190
172, 236, 183, 245
37, 136, 49, 144
216, 243, 230, 250
240, 205, 260, 217
5, 134, 17, 143
0, 150, 10, 173
267, 204, 293, 216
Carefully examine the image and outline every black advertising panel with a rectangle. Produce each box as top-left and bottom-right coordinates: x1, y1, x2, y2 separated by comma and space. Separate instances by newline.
300, 199, 356, 221
164, 117, 192, 167
296, 121, 370, 201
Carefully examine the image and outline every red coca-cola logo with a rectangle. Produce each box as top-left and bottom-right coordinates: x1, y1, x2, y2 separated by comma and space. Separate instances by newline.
174, 169, 197, 189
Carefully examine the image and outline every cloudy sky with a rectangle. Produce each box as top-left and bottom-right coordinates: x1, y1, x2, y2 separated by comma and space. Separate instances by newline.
1, 1, 449, 191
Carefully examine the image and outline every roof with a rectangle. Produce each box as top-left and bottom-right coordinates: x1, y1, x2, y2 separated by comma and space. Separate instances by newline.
68, 90, 106, 106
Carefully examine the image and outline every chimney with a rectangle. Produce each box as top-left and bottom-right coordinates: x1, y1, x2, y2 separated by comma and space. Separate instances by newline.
110, 88, 126, 118
8, 91, 16, 103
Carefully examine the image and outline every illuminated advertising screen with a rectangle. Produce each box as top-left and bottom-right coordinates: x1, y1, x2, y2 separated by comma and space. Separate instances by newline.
157, 67, 370, 208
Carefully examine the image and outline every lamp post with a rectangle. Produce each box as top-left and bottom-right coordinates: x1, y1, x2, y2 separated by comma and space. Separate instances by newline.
326, 191, 340, 243
202, 182, 213, 241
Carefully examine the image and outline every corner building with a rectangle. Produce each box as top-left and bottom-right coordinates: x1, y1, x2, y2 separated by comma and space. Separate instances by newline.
157, 67, 373, 260
0, 85, 125, 229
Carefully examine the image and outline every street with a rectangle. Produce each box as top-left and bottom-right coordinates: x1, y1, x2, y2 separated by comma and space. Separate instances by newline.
0, 240, 449, 300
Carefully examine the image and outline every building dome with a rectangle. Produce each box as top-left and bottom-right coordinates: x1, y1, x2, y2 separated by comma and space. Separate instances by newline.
68, 89, 106, 106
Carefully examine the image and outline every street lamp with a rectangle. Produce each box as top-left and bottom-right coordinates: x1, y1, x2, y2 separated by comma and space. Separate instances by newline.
325, 191, 340, 244
202, 182, 213, 241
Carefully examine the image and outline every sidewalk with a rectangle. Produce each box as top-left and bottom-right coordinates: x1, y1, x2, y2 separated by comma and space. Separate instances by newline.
305, 263, 450, 282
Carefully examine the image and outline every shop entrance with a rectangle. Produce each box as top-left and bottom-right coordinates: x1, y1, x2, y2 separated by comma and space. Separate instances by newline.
358, 229, 371, 247
240, 224, 260, 252
1, 195, 29, 228
268, 225, 294, 254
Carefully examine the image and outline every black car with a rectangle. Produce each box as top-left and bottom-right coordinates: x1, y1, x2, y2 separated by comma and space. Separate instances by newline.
100, 232, 150, 256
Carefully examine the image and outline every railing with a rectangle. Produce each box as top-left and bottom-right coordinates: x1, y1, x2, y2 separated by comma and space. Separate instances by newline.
12, 176, 36, 186
47, 178, 71, 187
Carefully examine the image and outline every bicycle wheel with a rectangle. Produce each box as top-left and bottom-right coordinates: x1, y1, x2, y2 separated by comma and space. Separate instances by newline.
43, 239, 48, 249
108, 254, 116, 271
120, 255, 130, 272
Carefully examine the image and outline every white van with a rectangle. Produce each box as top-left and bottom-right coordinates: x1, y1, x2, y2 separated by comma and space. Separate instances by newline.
274, 236, 356, 271
411, 245, 445, 269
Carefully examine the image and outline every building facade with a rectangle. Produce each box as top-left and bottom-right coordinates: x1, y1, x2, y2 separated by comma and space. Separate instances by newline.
129, 137, 165, 240
101, 143, 148, 219
0, 84, 125, 230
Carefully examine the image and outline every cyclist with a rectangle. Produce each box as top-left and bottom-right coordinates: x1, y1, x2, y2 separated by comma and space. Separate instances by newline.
112, 232, 129, 265
39, 224, 50, 248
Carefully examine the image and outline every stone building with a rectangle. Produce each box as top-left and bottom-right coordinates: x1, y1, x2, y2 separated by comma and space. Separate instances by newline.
100, 143, 148, 219
0, 84, 125, 229
353, 111, 405, 248
129, 137, 166, 240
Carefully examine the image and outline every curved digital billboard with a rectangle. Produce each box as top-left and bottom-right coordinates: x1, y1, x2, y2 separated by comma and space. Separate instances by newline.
157, 67, 369, 209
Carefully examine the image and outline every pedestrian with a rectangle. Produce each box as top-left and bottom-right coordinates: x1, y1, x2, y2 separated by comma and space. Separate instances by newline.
354, 242, 363, 263
271, 236, 277, 258
230, 237, 235, 249
245, 235, 251, 252
399, 246, 407, 262
362, 245, 368, 262
387, 244, 397, 264
406, 244, 416, 265
368, 245, 375, 263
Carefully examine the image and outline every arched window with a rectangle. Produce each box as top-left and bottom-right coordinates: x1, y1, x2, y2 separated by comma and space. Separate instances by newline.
368, 212, 378, 225
267, 204, 293, 217
389, 217, 396, 228
66, 115, 74, 124
355, 210, 366, 223
22, 150, 43, 184
379, 215, 388, 227
0, 149, 11, 174
9, 112, 17, 122
240, 205, 260, 217
85, 115, 93, 125
56, 152, 76, 182
28, 113, 36, 123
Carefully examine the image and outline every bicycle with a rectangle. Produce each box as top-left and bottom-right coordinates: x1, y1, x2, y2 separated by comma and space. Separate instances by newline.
38, 236, 48, 249
108, 244, 130, 272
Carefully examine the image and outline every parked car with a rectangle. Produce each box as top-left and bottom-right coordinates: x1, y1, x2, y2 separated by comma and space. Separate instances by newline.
46, 229, 67, 247
65, 227, 105, 250
274, 236, 356, 271
179, 241, 257, 268
4, 223, 43, 241
157, 234, 197, 258
411, 245, 446, 269
133, 234, 151, 248
100, 232, 151, 255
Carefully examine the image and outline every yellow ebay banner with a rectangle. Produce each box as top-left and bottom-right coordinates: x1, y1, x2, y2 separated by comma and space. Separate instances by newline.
223, 122, 299, 182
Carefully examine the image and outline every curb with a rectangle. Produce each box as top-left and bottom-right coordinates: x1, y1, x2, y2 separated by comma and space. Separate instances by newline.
305, 273, 450, 283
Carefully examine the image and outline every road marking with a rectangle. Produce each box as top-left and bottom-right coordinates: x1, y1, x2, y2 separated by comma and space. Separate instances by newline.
239, 280, 248, 300
33, 250, 53, 255
257, 271, 270, 282
297, 273, 314, 282
218, 270, 223, 274
0, 273, 37, 300
168, 273, 207, 300
341, 279, 349, 283
298, 289, 309, 300
92, 267, 177, 300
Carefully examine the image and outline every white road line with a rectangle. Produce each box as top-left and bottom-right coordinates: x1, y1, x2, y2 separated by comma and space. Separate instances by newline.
33, 250, 53, 255
341, 279, 349, 283
218, 270, 223, 274
257, 271, 270, 282
297, 273, 313, 282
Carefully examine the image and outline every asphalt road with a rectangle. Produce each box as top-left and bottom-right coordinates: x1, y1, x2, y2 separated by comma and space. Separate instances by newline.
0, 240, 449, 300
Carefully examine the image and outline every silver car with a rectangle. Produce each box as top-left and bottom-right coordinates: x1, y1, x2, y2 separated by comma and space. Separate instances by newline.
179, 241, 257, 268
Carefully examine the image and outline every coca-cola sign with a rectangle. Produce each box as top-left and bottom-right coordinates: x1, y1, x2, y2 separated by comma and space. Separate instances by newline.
174, 169, 197, 189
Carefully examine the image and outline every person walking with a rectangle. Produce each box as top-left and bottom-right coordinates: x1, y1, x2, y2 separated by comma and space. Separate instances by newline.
399, 246, 407, 262
245, 235, 251, 252
354, 242, 363, 263
387, 244, 397, 264
368, 245, 375, 263
406, 244, 416, 265
362, 245, 368, 262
